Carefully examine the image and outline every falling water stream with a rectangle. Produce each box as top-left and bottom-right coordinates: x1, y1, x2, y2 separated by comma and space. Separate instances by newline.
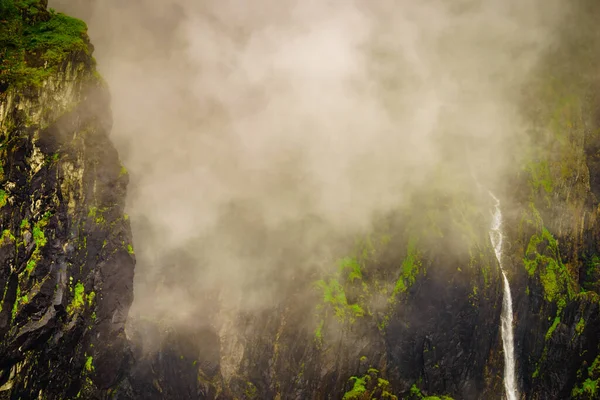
489, 192, 519, 400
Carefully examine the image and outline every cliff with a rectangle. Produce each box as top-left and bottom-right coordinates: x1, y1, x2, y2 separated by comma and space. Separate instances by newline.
504, 4, 600, 398
0, 1, 134, 398
0, 1, 599, 400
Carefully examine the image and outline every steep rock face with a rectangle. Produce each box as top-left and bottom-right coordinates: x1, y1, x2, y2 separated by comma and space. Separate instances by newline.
2, 2, 600, 400
120, 190, 505, 400
502, 2, 600, 398
0, 2, 134, 398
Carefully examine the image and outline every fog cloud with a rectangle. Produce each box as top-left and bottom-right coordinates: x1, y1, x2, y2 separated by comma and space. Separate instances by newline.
51, 0, 568, 325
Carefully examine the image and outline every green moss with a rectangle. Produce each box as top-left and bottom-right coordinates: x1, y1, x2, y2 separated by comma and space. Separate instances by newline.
24, 213, 51, 275
244, 382, 257, 399
390, 237, 421, 300
119, 165, 128, 177
343, 376, 368, 400
88, 206, 106, 224
409, 384, 454, 400
378, 314, 391, 331
314, 319, 324, 342
0, 189, 7, 208
11, 285, 20, 321
572, 378, 598, 398
575, 317, 585, 336
545, 315, 561, 341
10, 290, 30, 320
523, 227, 573, 303
481, 262, 490, 287
590, 356, 600, 378
84, 355, 94, 372
582, 255, 600, 291
315, 278, 364, 323
1, 229, 15, 242
32, 220, 47, 247
20, 219, 30, 230
87, 291, 95, 306
526, 160, 554, 193
0, 1, 89, 88
25, 258, 36, 274
67, 281, 86, 313
126, 244, 134, 255
339, 257, 362, 282
572, 355, 600, 398
411, 384, 422, 397
0, 190, 9, 212
73, 282, 84, 305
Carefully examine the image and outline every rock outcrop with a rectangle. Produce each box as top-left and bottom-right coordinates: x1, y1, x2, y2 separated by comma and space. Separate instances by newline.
0, 1, 134, 398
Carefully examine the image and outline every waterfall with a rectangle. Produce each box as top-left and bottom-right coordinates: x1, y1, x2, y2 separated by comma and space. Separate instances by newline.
489, 192, 519, 400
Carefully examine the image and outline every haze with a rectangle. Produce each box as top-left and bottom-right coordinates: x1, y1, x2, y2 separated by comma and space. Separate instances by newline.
50, 0, 566, 330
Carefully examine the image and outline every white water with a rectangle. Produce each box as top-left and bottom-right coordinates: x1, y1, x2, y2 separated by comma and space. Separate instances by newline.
489, 192, 519, 400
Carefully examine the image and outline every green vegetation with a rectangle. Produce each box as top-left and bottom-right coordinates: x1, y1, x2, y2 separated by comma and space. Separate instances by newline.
0, 0, 89, 88
339, 257, 362, 282
582, 254, 600, 291
87, 290, 95, 306
20, 218, 30, 230
390, 237, 421, 299
24, 212, 51, 275
127, 244, 134, 255
545, 316, 561, 341
87, 206, 106, 224
523, 224, 573, 303
410, 383, 454, 400
314, 222, 428, 338
314, 319, 324, 343
84, 355, 94, 372
67, 281, 87, 313
343, 376, 367, 400
244, 382, 257, 399
315, 278, 365, 323
72, 282, 84, 307
11, 286, 30, 321
342, 369, 397, 400
575, 317, 585, 336
32, 217, 48, 247
0, 189, 7, 208
572, 379, 598, 399
526, 160, 553, 194
1, 229, 15, 242
572, 355, 600, 399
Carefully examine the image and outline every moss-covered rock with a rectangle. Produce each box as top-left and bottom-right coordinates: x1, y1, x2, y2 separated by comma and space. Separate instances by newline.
0, 1, 134, 399
0, 0, 92, 91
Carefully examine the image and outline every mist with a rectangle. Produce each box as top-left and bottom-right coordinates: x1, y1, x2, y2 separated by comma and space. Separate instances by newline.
50, 0, 567, 328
